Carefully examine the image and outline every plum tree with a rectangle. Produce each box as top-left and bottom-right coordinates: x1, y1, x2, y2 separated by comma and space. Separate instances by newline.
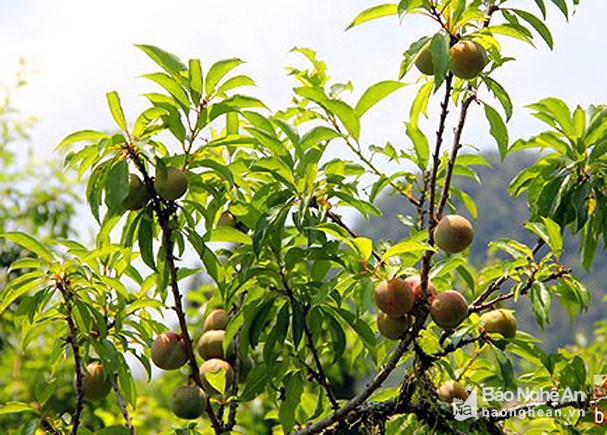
199, 358, 235, 395
377, 311, 410, 340
121, 173, 150, 210
414, 45, 434, 75
170, 385, 207, 420
81, 362, 112, 401
405, 276, 438, 302
197, 330, 226, 360
204, 309, 229, 331
480, 309, 517, 339
150, 332, 188, 370
154, 167, 188, 201
437, 380, 469, 404
434, 214, 474, 253
374, 278, 414, 317
449, 40, 488, 79
3, 1, 596, 433
430, 290, 469, 329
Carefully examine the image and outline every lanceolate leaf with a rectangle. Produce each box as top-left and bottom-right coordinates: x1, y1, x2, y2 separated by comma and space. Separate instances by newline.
346, 4, 398, 30
355, 80, 406, 117
136, 44, 187, 80
106, 91, 128, 132
0, 232, 53, 264
484, 103, 509, 160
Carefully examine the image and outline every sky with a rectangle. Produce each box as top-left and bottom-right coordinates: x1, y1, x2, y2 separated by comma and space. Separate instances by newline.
1, 0, 605, 164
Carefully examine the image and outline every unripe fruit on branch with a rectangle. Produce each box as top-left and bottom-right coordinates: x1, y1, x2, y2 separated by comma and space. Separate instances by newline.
430, 290, 469, 330
405, 276, 438, 302
170, 385, 206, 420
415, 46, 434, 75
434, 215, 474, 254
218, 210, 237, 227
199, 358, 235, 395
197, 330, 227, 360
80, 362, 111, 400
480, 309, 517, 339
374, 278, 414, 318
204, 309, 229, 332
449, 40, 488, 80
121, 174, 150, 211
437, 380, 469, 403
151, 332, 188, 370
154, 167, 188, 201
377, 311, 411, 340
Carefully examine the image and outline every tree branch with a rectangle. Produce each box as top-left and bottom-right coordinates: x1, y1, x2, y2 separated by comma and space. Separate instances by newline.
470, 266, 569, 314
471, 240, 545, 307
55, 277, 84, 435
275, 252, 340, 412
111, 375, 134, 434
124, 146, 224, 434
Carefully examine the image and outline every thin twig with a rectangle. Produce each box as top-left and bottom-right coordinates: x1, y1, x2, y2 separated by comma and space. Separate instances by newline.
470, 267, 569, 313
111, 375, 134, 434
471, 240, 545, 307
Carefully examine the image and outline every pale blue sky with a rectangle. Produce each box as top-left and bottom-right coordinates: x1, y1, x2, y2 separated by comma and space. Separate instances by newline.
0, 0, 605, 163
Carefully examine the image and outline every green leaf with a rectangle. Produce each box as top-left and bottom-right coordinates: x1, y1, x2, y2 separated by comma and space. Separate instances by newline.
483, 77, 513, 121
399, 36, 431, 79
355, 80, 406, 117
542, 217, 563, 258
206, 227, 252, 245
0, 271, 45, 316
410, 80, 433, 126
104, 159, 129, 212
87, 159, 112, 223
346, 4, 398, 30
484, 103, 509, 160
381, 240, 430, 262
549, 0, 569, 19
511, 9, 553, 49
351, 237, 374, 261
530, 281, 552, 328
405, 121, 429, 170
430, 33, 450, 90
0, 402, 39, 416
106, 91, 128, 131
240, 363, 269, 401
56, 130, 108, 150
279, 372, 304, 432
291, 298, 304, 348
138, 211, 156, 271
492, 347, 516, 389
325, 100, 360, 141
264, 302, 289, 366
216, 75, 256, 95
206, 58, 245, 95
206, 368, 228, 395
188, 58, 203, 104
1, 232, 53, 264
141, 73, 191, 111
136, 44, 187, 80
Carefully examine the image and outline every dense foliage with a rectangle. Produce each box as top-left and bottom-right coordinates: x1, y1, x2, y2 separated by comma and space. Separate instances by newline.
2, 0, 607, 434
